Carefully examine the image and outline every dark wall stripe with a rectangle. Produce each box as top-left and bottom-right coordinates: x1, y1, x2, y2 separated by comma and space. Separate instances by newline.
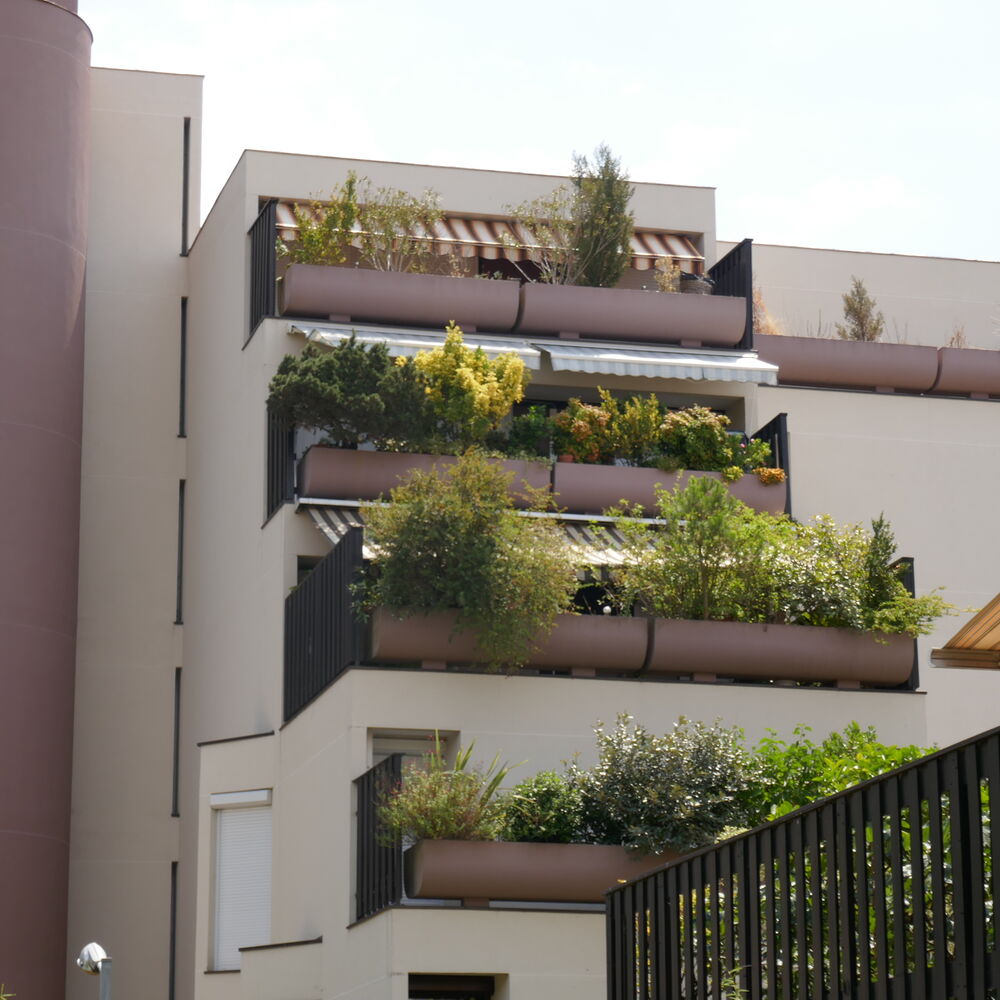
168, 861, 178, 1000
178, 297, 187, 438
181, 117, 191, 256
171, 667, 181, 817
174, 481, 185, 625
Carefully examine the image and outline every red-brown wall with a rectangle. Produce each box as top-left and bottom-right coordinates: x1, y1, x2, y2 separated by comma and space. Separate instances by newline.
0, 0, 91, 995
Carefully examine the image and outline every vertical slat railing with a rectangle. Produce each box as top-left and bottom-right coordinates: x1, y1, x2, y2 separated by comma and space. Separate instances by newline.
707, 238, 754, 351
248, 198, 277, 339
283, 526, 364, 721
750, 412, 791, 516
265, 407, 295, 520
354, 754, 403, 921
608, 726, 1000, 1000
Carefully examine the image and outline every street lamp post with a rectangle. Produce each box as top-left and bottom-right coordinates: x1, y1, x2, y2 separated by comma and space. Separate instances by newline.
77, 943, 112, 1000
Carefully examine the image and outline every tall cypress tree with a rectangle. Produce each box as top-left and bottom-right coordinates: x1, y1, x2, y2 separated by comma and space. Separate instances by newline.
572, 144, 635, 288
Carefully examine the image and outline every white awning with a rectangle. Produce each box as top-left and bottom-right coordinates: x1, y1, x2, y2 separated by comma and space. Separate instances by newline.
301, 502, 631, 567
535, 341, 779, 385
290, 323, 541, 369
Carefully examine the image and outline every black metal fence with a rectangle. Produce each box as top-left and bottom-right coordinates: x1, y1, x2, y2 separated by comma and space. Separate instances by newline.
265, 407, 295, 520
355, 753, 404, 921
283, 526, 365, 721
607, 725, 1000, 1000
751, 412, 791, 516
708, 238, 753, 351
248, 198, 277, 339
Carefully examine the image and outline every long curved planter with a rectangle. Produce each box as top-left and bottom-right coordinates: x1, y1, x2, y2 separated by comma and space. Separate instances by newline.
552, 464, 787, 516
647, 618, 913, 686
298, 446, 550, 507
370, 609, 913, 688
279, 263, 521, 333
517, 282, 746, 346
930, 347, 1000, 397
370, 608, 648, 673
404, 840, 674, 904
755, 334, 939, 392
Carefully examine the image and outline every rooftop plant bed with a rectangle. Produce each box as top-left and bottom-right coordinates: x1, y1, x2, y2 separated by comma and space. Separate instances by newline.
271, 328, 788, 513
355, 454, 950, 680
272, 157, 747, 348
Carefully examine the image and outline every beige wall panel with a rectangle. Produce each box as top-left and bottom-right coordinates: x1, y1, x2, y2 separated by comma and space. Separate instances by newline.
69, 68, 201, 1000
722, 240, 1000, 349
240, 941, 323, 1000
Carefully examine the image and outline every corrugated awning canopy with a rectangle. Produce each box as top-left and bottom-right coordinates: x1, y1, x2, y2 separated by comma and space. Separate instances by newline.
290, 324, 775, 386
275, 200, 703, 272
931, 593, 1000, 669
538, 342, 779, 385
291, 323, 542, 369
302, 503, 632, 567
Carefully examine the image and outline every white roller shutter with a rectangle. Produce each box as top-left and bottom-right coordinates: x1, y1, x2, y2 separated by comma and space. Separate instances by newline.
213, 804, 272, 970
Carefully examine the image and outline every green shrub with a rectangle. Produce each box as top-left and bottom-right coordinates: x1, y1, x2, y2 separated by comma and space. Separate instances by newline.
498, 771, 582, 843
358, 451, 578, 671
504, 144, 634, 288
279, 171, 444, 273
616, 476, 792, 622
613, 477, 952, 637
739, 723, 933, 824
567, 714, 752, 854
267, 337, 433, 449
379, 738, 514, 842
412, 322, 527, 447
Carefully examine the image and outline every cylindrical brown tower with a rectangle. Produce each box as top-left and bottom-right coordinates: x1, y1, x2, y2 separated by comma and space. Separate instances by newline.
0, 0, 91, 995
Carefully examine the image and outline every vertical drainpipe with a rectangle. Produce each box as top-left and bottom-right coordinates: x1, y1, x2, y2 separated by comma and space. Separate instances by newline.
0, 1, 91, 998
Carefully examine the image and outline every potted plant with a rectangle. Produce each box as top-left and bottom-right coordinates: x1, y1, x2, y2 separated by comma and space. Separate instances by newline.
277, 173, 521, 331
359, 451, 579, 673
269, 327, 550, 502
386, 717, 750, 904
551, 397, 787, 516
612, 478, 951, 684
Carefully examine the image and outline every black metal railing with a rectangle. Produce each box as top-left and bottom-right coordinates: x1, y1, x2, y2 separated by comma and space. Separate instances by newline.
751, 412, 791, 516
708, 238, 753, 351
265, 407, 295, 520
607, 724, 1000, 1000
283, 527, 365, 721
355, 753, 404, 921
248, 198, 277, 339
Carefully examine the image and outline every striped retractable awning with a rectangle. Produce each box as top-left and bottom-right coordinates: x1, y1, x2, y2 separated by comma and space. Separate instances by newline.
537, 342, 779, 385
301, 504, 633, 567
275, 201, 703, 271
932, 593, 1000, 669
291, 323, 542, 370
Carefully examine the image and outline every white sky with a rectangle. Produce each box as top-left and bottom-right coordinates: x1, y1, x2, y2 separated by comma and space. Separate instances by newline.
82, 0, 999, 261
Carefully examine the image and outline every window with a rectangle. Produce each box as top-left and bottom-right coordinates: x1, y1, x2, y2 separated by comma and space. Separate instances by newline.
211, 789, 272, 970
371, 730, 454, 769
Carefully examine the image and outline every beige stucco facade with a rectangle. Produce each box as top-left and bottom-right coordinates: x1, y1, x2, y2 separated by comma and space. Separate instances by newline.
35, 60, 1000, 1000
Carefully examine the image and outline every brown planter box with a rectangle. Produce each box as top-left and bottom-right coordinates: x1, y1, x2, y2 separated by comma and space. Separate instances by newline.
279, 263, 521, 333
755, 334, 939, 392
298, 446, 550, 507
552, 464, 787, 516
404, 840, 674, 903
516, 282, 746, 346
647, 618, 913, 687
931, 347, 1000, 397
370, 609, 647, 673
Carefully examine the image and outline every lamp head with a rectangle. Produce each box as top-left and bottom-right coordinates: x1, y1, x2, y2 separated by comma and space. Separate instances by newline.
77, 943, 108, 975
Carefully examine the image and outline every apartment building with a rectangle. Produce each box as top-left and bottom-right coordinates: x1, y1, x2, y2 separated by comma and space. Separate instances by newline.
3, 7, 1000, 1000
